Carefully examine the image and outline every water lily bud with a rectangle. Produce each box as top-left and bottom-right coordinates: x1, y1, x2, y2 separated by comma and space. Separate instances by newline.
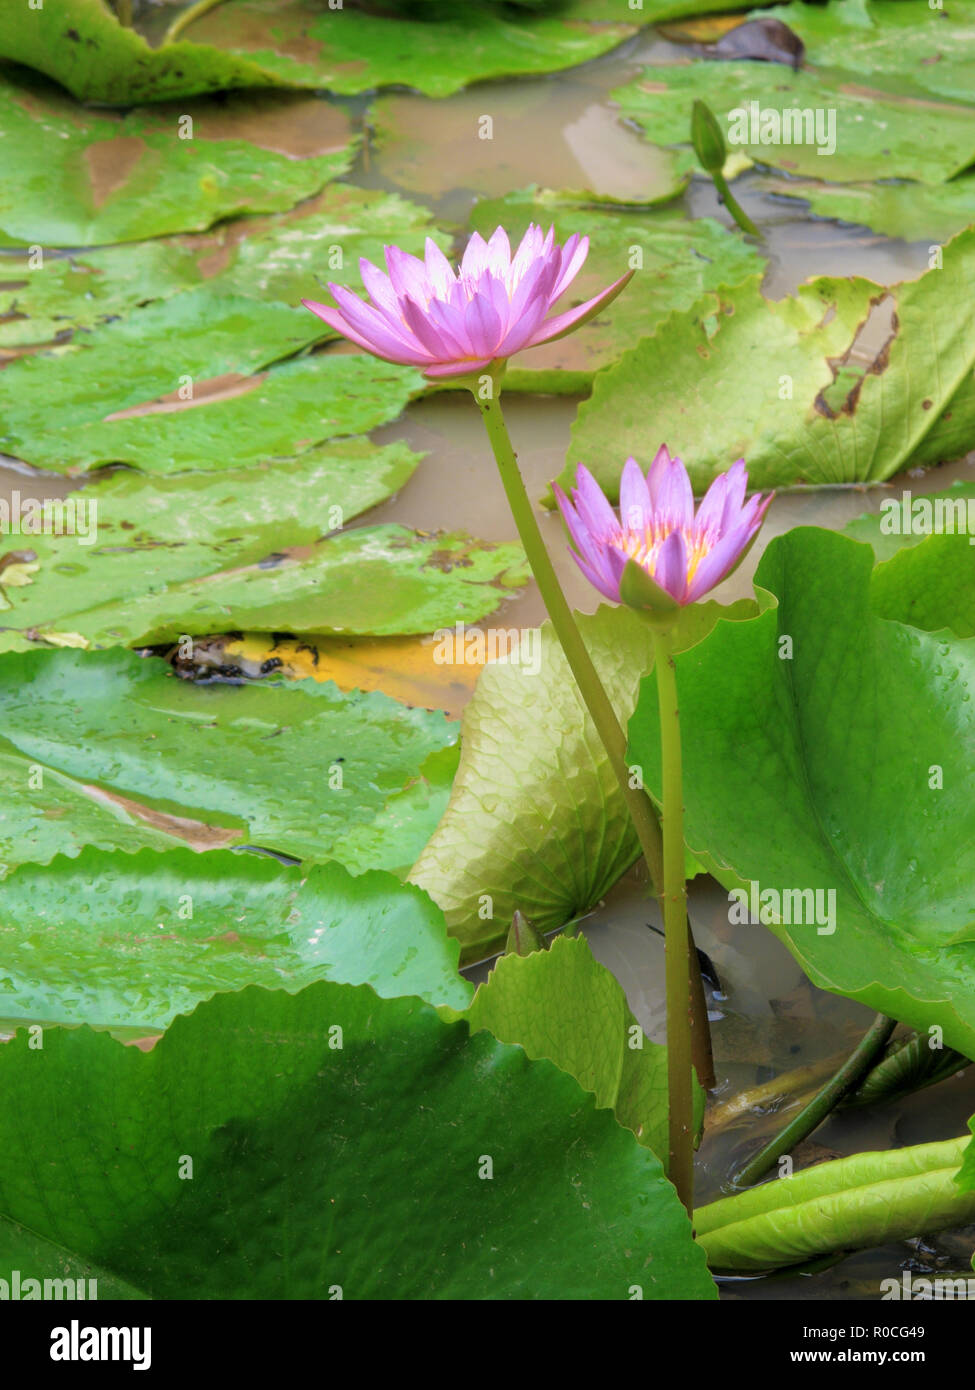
691, 99, 727, 175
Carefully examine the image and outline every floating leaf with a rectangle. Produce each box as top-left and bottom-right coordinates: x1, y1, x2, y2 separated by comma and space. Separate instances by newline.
179, 0, 638, 98
0, 850, 470, 1032
464, 933, 705, 1164
0, 184, 447, 350
0, 647, 456, 874
0, 73, 356, 247
762, 0, 975, 107
0, 347, 421, 475
613, 61, 975, 183
0, 242, 202, 351
565, 230, 975, 500
468, 190, 763, 391
0, 983, 716, 1299
753, 172, 975, 243
0, 445, 527, 647
0, 288, 327, 449
411, 598, 759, 960
0, 0, 287, 104
628, 527, 975, 1060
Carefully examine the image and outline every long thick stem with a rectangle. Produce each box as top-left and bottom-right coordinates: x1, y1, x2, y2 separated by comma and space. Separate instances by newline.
651, 625, 693, 1214
475, 388, 704, 1205
732, 1013, 897, 1189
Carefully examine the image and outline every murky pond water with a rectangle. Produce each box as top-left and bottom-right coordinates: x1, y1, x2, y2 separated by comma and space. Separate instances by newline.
7, 1, 973, 1298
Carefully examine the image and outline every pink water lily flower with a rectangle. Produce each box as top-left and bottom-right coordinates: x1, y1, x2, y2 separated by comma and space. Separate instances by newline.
554, 447, 773, 608
302, 225, 632, 380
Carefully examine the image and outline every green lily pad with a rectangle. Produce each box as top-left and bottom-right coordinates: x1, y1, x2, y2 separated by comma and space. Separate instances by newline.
464, 932, 705, 1165
565, 230, 975, 500
844, 481, 975, 563
0, 184, 447, 350
0, 0, 287, 104
411, 598, 758, 960
0, 346, 422, 475
760, 0, 975, 108
467, 190, 764, 391
0, 72, 356, 247
0, 445, 528, 648
613, 61, 975, 183
869, 534, 975, 641
180, 0, 638, 98
0, 982, 716, 1299
628, 527, 975, 1061
0, 288, 326, 445
0, 849, 470, 1032
206, 183, 453, 305
754, 173, 975, 243
0, 647, 456, 874
0, 241, 203, 350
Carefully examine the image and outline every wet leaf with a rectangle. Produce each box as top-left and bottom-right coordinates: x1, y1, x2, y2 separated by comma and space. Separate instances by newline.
752, 172, 975, 242
763, 0, 975, 107
0, 446, 527, 647
0, 288, 327, 451
0, 647, 457, 873
0, 983, 716, 1298
468, 189, 763, 391
411, 598, 759, 960
697, 1136, 975, 1271
463, 932, 705, 1165
203, 183, 453, 305
0, 242, 202, 351
565, 230, 975, 500
0, 0, 287, 104
0, 346, 422, 475
628, 527, 975, 1061
180, 0, 638, 98
0, 184, 447, 350
0, 73, 356, 247
0, 850, 470, 1031
613, 60, 975, 183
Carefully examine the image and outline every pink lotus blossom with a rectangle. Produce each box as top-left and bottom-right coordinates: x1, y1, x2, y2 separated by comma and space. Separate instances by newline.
301, 225, 632, 380
554, 447, 773, 608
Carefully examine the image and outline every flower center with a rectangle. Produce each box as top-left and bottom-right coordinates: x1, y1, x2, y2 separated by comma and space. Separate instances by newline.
611, 523, 714, 582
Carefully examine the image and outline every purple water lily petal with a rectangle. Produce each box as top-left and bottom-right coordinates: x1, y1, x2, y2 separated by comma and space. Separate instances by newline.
557, 451, 773, 611
302, 222, 635, 380
619, 456, 652, 532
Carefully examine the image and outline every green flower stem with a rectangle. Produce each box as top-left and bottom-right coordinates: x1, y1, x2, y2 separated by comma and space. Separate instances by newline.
163, 0, 230, 43
650, 623, 694, 1214
475, 390, 664, 878
712, 170, 760, 238
732, 1013, 897, 1189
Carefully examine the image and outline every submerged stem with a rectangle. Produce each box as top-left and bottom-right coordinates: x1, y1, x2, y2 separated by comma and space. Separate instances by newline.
162, 0, 230, 44
732, 1013, 897, 1189
651, 625, 694, 1213
712, 170, 760, 238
